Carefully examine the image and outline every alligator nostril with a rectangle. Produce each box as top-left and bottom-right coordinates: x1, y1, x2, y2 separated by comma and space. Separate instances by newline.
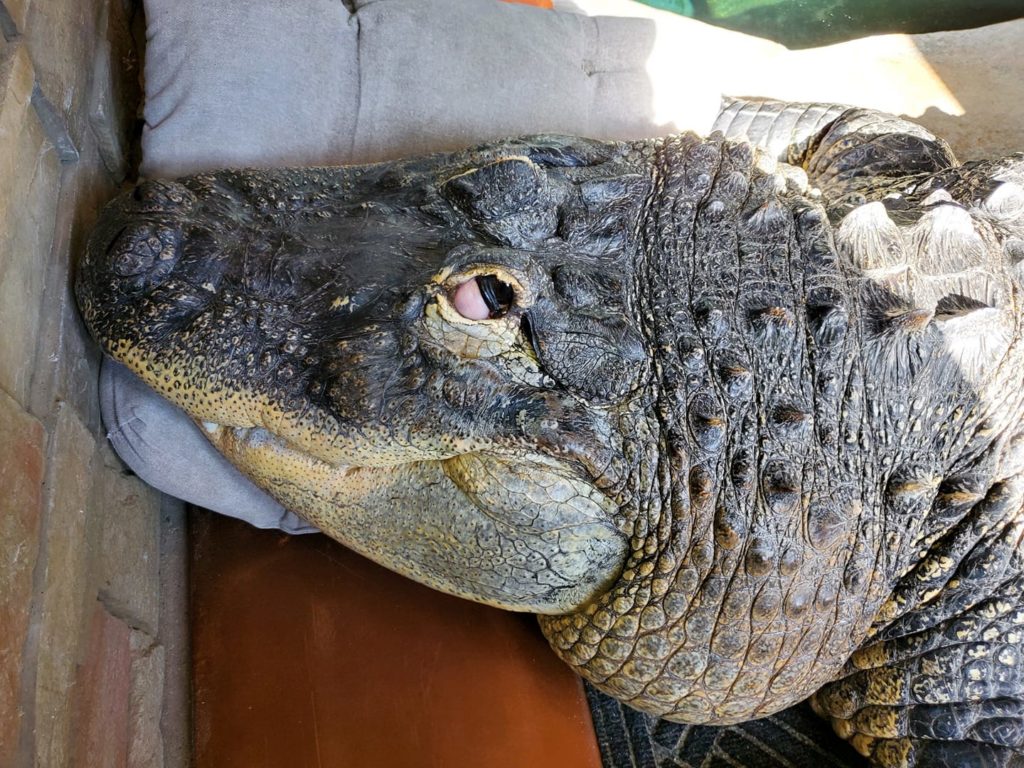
108, 221, 183, 287
130, 179, 196, 214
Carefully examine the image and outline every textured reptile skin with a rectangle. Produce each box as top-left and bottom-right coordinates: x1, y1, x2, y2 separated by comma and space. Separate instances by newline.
77, 100, 1024, 766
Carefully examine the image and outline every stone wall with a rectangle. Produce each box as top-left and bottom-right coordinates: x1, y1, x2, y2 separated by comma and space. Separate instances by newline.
0, 0, 188, 765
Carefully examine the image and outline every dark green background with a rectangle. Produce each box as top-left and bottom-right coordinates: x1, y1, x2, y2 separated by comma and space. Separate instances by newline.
637, 0, 1024, 47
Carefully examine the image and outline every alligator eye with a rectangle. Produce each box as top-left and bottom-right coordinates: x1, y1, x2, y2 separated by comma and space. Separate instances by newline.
477, 274, 515, 317
452, 274, 516, 320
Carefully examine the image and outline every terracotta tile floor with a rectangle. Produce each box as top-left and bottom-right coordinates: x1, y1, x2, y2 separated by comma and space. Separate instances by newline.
190, 510, 603, 768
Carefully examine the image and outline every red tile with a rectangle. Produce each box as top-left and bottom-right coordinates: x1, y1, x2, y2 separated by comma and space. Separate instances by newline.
73, 604, 132, 768
0, 393, 45, 765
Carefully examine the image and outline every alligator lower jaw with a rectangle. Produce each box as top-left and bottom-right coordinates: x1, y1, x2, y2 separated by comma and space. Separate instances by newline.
190, 416, 629, 616
193, 419, 362, 500
193, 418, 354, 500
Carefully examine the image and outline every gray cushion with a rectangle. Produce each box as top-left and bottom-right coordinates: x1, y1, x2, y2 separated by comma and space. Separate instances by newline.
142, 0, 662, 177
102, 361, 316, 533
142, 0, 359, 178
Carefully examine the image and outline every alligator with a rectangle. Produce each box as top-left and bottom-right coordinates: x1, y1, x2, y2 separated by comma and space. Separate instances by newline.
76, 98, 1024, 767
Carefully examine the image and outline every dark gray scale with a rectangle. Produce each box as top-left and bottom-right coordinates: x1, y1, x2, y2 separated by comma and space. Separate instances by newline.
713, 98, 849, 169
819, 142, 1018, 573
661, 136, 751, 513
731, 175, 823, 574
873, 474, 1024, 636
797, 204, 861, 482
631, 134, 785, 710
659, 132, 852, 708
439, 156, 563, 248
523, 285, 648, 404
556, 172, 653, 258
884, 496, 1024, 641
861, 568, 1024, 676
909, 740, 1024, 768
803, 109, 956, 205
814, 571, 1024, 765
636, 134, 723, 529
709, 97, 1024, 767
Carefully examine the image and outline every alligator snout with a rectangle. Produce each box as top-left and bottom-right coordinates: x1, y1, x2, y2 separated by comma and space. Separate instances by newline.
76, 177, 235, 364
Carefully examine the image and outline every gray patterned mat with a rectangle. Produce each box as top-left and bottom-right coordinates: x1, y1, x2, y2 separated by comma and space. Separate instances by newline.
585, 683, 865, 768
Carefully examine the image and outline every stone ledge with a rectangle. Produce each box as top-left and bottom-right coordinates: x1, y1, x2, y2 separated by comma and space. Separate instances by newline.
31, 404, 96, 768
27, 241, 104, 430
129, 629, 166, 768
23, 0, 97, 158
1, 2, 179, 767
0, 36, 61, 411
92, 444, 162, 635
0, 38, 34, 148
30, 81, 79, 162
159, 497, 190, 768
0, 0, 26, 38
0, 26, 77, 165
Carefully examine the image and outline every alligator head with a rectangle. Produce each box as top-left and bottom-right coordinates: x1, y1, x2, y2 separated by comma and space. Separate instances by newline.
76, 113, 1024, 735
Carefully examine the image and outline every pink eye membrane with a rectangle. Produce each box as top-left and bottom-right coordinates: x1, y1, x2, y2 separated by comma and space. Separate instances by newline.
451, 275, 515, 320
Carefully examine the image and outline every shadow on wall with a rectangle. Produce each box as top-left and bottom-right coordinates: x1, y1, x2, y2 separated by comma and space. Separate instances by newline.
636, 6, 1024, 162
910, 21, 1024, 160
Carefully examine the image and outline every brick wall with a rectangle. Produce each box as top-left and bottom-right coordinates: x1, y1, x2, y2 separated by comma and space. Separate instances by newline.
0, 0, 188, 765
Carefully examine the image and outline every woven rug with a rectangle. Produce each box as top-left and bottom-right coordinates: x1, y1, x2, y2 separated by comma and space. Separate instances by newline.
585, 683, 865, 768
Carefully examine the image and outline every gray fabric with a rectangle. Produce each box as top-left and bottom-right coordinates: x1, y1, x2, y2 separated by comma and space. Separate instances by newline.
142, 0, 661, 177
347, 1, 657, 162
101, 361, 317, 534
114, 0, 669, 530
142, 0, 359, 177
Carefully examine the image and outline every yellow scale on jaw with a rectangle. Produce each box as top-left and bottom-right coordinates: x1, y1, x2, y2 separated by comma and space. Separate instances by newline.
109, 338, 475, 469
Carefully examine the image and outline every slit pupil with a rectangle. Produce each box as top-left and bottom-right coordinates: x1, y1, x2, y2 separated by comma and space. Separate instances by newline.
476, 274, 514, 318
520, 313, 538, 356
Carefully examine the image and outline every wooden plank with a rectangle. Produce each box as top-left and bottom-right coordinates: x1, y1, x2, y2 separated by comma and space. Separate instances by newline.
191, 509, 603, 768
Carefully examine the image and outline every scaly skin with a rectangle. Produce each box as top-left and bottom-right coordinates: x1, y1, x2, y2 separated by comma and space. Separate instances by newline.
76, 101, 1024, 766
